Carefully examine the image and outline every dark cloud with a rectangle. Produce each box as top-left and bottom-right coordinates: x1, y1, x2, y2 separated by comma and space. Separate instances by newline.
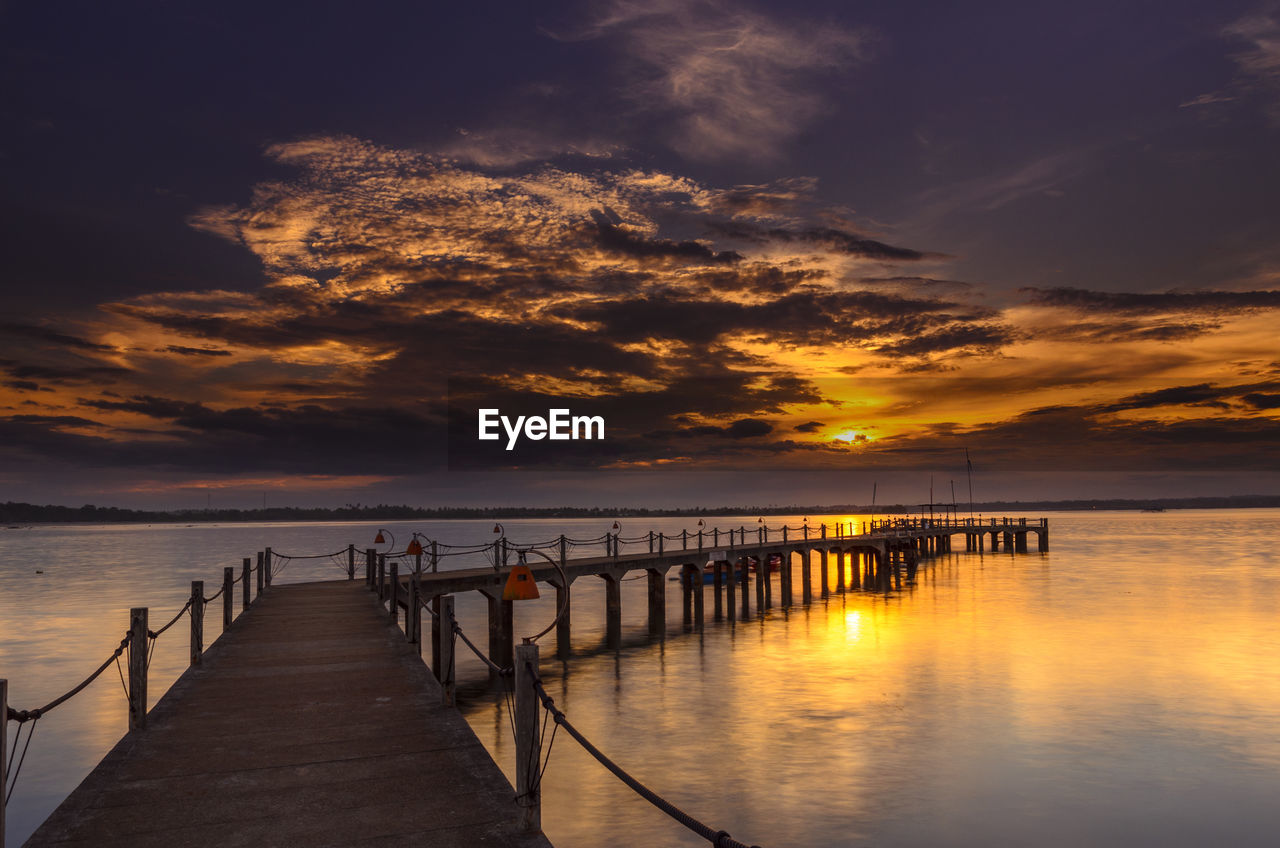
1243, 392, 1280, 409
0, 322, 114, 351
161, 345, 233, 357
1103, 384, 1232, 412
5, 414, 104, 427
1022, 287, 1280, 315
876, 323, 1015, 356
710, 221, 930, 260
794, 420, 823, 433
2, 362, 132, 384
590, 210, 741, 264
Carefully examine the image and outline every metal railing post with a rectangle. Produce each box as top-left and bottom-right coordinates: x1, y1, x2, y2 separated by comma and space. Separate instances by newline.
347, 544, 355, 580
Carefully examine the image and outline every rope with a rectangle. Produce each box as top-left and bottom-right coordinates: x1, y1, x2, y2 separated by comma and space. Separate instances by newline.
5, 713, 37, 805
451, 622, 512, 677
269, 547, 349, 559
7, 631, 132, 723
202, 585, 225, 603
147, 599, 193, 641
529, 669, 761, 848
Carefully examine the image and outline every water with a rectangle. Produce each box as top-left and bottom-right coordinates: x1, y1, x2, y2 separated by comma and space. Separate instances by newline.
3, 511, 1279, 846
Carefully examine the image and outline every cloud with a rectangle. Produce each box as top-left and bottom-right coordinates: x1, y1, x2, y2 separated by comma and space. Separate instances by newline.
552, 0, 873, 160
1021, 286, 1280, 315
0, 322, 115, 351
1223, 7, 1280, 123
6, 134, 1279, 482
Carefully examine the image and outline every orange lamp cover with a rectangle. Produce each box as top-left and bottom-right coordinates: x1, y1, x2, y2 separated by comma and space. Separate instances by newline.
374, 531, 386, 544
502, 564, 540, 601
406, 538, 423, 556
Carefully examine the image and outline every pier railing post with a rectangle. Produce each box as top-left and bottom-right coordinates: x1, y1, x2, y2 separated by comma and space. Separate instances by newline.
242, 558, 250, 610
128, 607, 148, 731
264, 548, 273, 586
347, 544, 355, 580
440, 595, 456, 706
431, 540, 438, 573
409, 568, 421, 652
389, 562, 400, 624
222, 567, 234, 631
257, 551, 265, 594
682, 529, 687, 550
515, 642, 541, 833
190, 581, 204, 665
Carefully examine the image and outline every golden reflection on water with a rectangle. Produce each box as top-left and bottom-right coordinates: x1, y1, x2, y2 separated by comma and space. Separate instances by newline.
4, 512, 1280, 847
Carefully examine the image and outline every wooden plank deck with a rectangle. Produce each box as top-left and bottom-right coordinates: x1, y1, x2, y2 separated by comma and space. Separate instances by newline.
25, 581, 552, 848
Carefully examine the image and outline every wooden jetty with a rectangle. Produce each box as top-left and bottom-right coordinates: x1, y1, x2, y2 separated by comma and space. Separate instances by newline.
21, 581, 552, 848
8, 516, 1046, 848
378, 516, 1049, 679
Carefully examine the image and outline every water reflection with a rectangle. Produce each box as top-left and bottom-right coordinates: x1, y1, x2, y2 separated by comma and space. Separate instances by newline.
4, 512, 1280, 847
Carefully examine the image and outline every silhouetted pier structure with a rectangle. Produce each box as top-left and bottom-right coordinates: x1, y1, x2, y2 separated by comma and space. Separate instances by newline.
374, 516, 1049, 673
6, 516, 1045, 848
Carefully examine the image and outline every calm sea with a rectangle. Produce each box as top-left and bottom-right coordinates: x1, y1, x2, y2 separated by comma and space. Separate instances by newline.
3, 510, 1278, 846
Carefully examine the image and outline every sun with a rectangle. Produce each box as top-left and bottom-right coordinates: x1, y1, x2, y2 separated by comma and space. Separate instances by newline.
833, 430, 866, 444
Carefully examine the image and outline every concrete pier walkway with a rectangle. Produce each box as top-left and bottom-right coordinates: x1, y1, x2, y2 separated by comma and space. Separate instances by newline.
25, 581, 551, 848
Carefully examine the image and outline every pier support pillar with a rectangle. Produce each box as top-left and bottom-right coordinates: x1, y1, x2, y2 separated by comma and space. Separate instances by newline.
740, 563, 751, 618
1038, 530, 1050, 552
647, 569, 666, 638
820, 549, 830, 596
555, 579, 572, 658
603, 574, 622, 649
1003, 531, 1014, 551
836, 550, 846, 591
726, 561, 737, 619
801, 551, 812, 603
781, 553, 792, 608
693, 565, 705, 627
712, 562, 724, 621
1015, 532, 1028, 553
486, 593, 514, 675
850, 550, 861, 589
755, 551, 766, 610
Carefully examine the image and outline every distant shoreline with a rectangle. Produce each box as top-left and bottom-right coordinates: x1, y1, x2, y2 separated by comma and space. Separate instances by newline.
3, 496, 1279, 525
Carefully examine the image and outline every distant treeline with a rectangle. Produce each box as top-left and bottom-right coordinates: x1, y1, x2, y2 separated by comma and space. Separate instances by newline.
2, 495, 1279, 525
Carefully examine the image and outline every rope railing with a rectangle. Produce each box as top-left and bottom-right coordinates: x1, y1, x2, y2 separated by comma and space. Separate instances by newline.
528, 668, 761, 848
147, 599, 193, 640
269, 547, 350, 559
451, 620, 512, 677
6, 632, 132, 725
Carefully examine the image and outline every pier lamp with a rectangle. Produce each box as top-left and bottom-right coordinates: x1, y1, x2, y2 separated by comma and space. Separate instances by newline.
493, 523, 504, 538
503, 550, 541, 601
374, 528, 395, 552
406, 534, 424, 556
509, 546, 572, 646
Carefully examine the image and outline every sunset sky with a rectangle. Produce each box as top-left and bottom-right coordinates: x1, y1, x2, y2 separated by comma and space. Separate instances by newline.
3, 0, 1279, 508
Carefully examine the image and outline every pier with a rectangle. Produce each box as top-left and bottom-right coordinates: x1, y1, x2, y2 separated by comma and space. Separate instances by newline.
5, 516, 1046, 848
19, 581, 552, 848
